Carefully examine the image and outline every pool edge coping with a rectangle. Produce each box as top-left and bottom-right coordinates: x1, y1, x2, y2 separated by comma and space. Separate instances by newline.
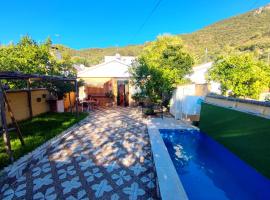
147, 118, 196, 200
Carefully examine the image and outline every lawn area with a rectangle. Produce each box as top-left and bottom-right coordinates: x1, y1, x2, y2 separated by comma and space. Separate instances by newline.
199, 103, 270, 179
0, 112, 88, 170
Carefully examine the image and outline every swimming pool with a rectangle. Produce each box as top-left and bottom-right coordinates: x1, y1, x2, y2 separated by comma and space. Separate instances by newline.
159, 129, 270, 200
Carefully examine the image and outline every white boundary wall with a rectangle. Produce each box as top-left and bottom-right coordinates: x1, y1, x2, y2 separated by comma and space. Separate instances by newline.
170, 84, 204, 119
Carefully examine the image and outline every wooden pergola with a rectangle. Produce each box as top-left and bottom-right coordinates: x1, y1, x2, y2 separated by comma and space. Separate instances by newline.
0, 71, 79, 162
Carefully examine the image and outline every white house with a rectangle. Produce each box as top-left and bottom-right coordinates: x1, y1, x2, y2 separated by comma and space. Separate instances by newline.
77, 54, 136, 106
188, 62, 221, 94
73, 64, 86, 72
104, 54, 135, 65
170, 62, 221, 120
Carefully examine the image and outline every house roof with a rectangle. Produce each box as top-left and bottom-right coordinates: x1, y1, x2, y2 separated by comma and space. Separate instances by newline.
77, 59, 131, 78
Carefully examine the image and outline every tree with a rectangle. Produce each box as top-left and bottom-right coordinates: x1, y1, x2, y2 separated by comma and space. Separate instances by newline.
208, 53, 270, 99
0, 35, 77, 98
0, 36, 52, 74
130, 35, 194, 106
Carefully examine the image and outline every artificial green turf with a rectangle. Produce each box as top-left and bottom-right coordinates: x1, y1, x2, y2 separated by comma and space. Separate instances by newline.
199, 103, 270, 179
0, 112, 88, 170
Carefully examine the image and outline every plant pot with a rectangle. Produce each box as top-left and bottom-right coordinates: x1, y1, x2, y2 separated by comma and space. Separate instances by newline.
47, 99, 57, 112
56, 100, 64, 113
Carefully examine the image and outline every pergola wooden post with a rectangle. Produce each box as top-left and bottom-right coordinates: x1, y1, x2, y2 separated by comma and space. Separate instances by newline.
2, 90, 25, 146
0, 83, 14, 162
27, 79, 33, 118
75, 79, 79, 117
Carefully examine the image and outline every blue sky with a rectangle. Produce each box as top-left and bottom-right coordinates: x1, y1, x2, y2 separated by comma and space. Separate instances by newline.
0, 0, 269, 49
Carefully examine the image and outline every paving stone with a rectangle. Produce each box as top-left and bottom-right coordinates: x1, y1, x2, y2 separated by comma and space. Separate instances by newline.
0, 107, 159, 200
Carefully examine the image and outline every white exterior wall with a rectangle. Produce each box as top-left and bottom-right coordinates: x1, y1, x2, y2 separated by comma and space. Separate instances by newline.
188, 62, 221, 94
189, 62, 212, 84
169, 62, 222, 119
210, 81, 222, 95
79, 86, 86, 101
77, 60, 130, 78
170, 84, 204, 119
104, 54, 135, 65
77, 55, 138, 104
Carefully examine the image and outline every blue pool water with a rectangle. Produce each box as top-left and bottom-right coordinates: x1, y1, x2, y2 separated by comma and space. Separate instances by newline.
159, 129, 270, 200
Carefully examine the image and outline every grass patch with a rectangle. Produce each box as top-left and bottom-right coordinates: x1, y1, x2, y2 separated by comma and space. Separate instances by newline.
199, 103, 270, 179
0, 112, 88, 170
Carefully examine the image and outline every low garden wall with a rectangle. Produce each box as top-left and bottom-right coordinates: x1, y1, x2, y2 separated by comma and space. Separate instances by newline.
170, 84, 209, 119
1, 89, 75, 125
199, 102, 270, 178
4, 89, 50, 124
205, 94, 270, 118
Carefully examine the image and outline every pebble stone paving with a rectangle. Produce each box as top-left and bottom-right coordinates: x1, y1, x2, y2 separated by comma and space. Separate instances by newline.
0, 107, 160, 200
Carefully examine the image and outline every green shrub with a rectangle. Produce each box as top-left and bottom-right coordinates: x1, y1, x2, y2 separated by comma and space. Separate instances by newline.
0, 154, 9, 169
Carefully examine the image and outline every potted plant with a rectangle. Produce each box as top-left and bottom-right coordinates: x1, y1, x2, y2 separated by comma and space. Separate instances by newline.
55, 88, 65, 113
47, 81, 75, 113
105, 91, 115, 106
131, 92, 146, 107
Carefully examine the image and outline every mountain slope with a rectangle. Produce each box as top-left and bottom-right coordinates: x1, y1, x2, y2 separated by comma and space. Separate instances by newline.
61, 4, 270, 65
181, 4, 270, 62
57, 44, 143, 66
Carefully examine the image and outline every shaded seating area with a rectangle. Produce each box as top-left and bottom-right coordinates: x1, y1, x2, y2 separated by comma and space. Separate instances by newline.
78, 95, 99, 112
79, 79, 116, 110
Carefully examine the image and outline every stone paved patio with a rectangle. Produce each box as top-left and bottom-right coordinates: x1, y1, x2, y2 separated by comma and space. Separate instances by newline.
0, 107, 159, 200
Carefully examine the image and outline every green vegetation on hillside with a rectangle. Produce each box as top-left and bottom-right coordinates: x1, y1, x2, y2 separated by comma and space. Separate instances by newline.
199, 103, 270, 179
56, 44, 143, 66
181, 5, 270, 63
60, 4, 270, 66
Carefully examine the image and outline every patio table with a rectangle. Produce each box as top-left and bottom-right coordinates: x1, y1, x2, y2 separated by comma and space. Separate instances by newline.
80, 99, 98, 111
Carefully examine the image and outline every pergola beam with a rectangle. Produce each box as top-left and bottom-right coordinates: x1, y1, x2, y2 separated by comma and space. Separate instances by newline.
0, 71, 76, 81
75, 79, 79, 117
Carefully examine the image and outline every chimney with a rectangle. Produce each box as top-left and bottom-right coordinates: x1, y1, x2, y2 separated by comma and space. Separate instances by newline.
115, 53, 121, 60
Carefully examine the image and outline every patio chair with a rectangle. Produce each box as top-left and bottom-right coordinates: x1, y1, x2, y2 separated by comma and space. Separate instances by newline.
82, 101, 90, 111
78, 99, 90, 112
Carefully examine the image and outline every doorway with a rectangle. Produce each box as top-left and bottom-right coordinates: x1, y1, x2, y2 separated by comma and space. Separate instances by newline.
117, 80, 129, 106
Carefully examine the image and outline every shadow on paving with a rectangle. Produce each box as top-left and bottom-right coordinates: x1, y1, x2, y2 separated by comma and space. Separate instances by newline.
0, 107, 160, 200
